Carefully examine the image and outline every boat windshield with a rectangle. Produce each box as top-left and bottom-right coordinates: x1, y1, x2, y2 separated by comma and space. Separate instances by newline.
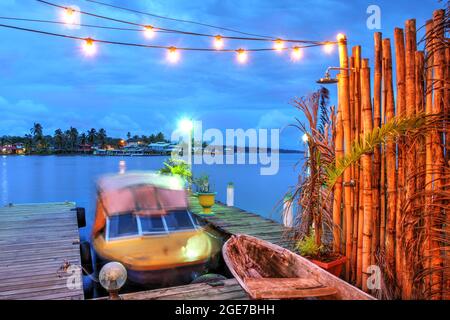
106, 210, 197, 240
165, 210, 196, 231
107, 213, 139, 239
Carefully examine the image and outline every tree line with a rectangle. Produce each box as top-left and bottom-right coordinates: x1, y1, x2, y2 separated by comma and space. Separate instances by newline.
0, 123, 167, 154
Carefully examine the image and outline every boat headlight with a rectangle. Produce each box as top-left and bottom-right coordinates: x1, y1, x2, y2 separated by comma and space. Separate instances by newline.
182, 234, 210, 260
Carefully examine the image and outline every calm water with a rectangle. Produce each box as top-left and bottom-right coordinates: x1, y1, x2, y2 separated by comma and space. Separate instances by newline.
0, 154, 303, 241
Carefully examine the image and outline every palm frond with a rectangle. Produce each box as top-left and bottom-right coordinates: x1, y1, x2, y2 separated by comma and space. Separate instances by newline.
324, 112, 444, 188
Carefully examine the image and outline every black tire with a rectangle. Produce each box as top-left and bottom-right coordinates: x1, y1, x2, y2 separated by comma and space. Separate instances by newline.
191, 273, 227, 285
76, 207, 86, 228
80, 241, 93, 275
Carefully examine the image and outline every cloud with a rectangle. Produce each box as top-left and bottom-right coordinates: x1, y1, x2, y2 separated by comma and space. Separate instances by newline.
98, 113, 142, 135
257, 109, 294, 129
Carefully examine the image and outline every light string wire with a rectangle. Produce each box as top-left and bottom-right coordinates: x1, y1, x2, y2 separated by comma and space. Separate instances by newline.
36, 0, 337, 45
0, 23, 324, 52
84, 0, 276, 39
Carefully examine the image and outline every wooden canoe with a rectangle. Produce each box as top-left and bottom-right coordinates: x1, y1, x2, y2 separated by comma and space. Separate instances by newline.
222, 234, 375, 300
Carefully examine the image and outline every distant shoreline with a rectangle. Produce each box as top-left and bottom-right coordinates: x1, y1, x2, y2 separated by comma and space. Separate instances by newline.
1, 149, 304, 156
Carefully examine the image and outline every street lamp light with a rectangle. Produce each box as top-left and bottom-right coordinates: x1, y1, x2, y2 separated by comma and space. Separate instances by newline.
99, 262, 127, 300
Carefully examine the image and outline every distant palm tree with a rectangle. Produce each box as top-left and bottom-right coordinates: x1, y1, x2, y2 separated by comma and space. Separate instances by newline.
78, 132, 87, 153
54, 129, 64, 152
97, 128, 107, 148
87, 128, 97, 146
127, 132, 131, 140
30, 123, 43, 140
156, 132, 165, 142
30, 123, 45, 151
80, 133, 87, 145
68, 127, 78, 152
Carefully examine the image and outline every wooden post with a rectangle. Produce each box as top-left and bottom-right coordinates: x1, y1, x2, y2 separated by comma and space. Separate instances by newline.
402, 19, 417, 299
372, 32, 382, 260
424, 19, 434, 298
430, 9, 446, 300
333, 84, 344, 253
349, 56, 358, 283
393, 27, 406, 290
360, 58, 373, 292
337, 34, 354, 281
383, 38, 397, 290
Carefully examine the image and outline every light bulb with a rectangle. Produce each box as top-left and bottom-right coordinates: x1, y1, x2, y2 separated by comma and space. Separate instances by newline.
214, 35, 224, 50
62, 8, 76, 25
144, 25, 155, 39
336, 33, 346, 42
167, 47, 180, 63
236, 49, 248, 64
83, 38, 97, 56
291, 47, 302, 61
273, 39, 285, 52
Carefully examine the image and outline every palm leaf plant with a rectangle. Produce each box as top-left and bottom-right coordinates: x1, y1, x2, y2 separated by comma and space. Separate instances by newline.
286, 88, 336, 260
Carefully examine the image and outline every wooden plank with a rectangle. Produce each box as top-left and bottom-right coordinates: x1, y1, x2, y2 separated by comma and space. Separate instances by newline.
0, 202, 84, 300
95, 279, 248, 300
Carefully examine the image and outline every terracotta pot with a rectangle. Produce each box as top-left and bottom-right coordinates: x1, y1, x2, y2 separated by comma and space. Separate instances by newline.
197, 192, 216, 214
310, 256, 347, 277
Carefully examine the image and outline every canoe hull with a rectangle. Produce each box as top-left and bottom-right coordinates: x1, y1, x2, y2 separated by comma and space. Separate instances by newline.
223, 234, 375, 300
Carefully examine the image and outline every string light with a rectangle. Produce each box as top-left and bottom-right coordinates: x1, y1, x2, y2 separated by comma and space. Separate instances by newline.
336, 33, 346, 42
323, 42, 334, 54
144, 25, 155, 39
167, 46, 180, 63
236, 49, 248, 64
62, 7, 76, 25
273, 39, 285, 52
83, 38, 97, 56
291, 46, 302, 61
213, 35, 224, 50
37, 0, 333, 46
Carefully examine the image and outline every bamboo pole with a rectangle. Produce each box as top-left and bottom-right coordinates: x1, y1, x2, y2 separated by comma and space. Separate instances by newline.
415, 50, 426, 298
382, 38, 397, 291
424, 19, 434, 297
372, 32, 382, 259
349, 55, 358, 283
430, 9, 446, 300
360, 58, 373, 292
402, 19, 417, 299
333, 74, 344, 254
351, 46, 363, 288
393, 27, 406, 290
337, 35, 354, 281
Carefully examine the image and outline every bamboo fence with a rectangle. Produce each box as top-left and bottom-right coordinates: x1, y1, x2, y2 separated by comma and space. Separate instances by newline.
332, 9, 449, 299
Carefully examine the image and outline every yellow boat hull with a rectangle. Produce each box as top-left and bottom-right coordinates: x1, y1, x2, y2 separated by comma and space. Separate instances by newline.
92, 228, 220, 286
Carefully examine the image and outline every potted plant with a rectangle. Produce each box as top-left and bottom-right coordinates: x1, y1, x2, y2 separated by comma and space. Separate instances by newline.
194, 174, 216, 215
159, 158, 192, 191
295, 230, 346, 277
286, 88, 346, 277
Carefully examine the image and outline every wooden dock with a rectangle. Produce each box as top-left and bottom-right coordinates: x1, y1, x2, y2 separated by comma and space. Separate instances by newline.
0, 198, 291, 300
0, 202, 84, 300
97, 278, 248, 300
189, 197, 294, 250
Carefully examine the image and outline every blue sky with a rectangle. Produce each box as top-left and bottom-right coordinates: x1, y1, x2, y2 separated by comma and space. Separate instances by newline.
0, 0, 443, 148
